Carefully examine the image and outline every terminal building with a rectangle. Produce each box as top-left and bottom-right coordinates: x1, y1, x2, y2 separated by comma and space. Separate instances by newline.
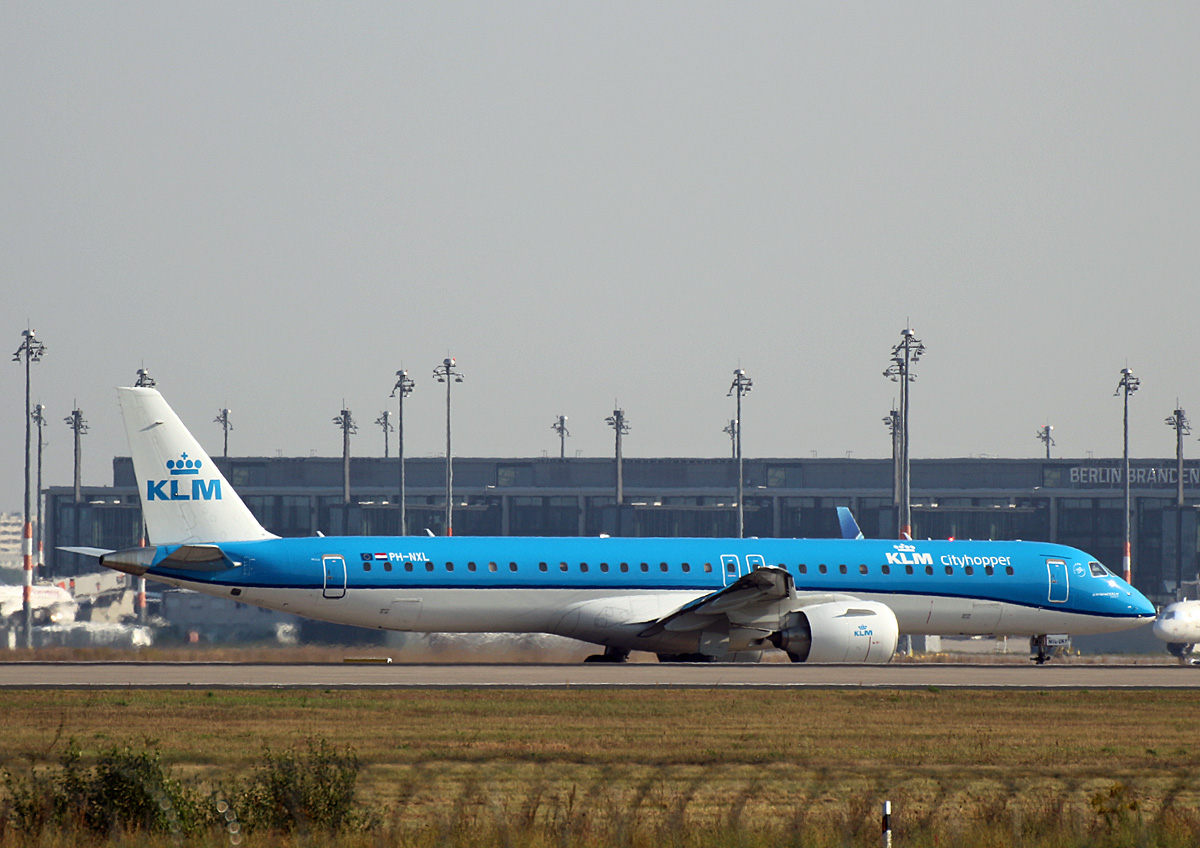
44, 454, 1199, 604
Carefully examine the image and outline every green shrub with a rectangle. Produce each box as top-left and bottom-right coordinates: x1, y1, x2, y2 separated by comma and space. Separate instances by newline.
3, 738, 202, 836
232, 738, 361, 833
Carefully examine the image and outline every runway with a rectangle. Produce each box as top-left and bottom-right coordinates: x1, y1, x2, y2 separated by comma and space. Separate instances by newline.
2, 661, 1199, 689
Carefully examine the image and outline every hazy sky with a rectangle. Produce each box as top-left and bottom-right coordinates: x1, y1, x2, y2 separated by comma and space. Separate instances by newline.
3, 3, 1199, 514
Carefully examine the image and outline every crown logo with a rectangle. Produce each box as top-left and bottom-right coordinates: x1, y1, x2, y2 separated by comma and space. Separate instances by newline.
894, 543, 915, 553
166, 453, 202, 475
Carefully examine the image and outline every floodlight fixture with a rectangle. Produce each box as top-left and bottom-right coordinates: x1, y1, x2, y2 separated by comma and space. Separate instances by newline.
551, 414, 570, 459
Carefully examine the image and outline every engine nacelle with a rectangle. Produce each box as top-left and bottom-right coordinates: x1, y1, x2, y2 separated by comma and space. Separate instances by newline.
769, 600, 899, 664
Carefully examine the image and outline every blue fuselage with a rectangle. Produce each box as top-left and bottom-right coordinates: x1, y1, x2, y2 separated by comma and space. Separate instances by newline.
141, 535, 1155, 643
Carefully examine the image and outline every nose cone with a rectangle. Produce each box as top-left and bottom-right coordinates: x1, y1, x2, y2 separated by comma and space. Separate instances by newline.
1152, 601, 1200, 643
1130, 590, 1157, 618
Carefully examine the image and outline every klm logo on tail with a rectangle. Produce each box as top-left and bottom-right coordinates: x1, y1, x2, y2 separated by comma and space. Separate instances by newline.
147, 453, 222, 501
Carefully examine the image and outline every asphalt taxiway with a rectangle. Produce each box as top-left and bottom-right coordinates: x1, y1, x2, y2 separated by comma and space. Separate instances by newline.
2, 662, 1198, 689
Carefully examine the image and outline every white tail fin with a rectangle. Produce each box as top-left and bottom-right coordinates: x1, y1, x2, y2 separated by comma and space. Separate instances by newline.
117, 387, 276, 545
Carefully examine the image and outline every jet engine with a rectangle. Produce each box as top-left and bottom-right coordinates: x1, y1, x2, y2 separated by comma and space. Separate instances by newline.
769, 600, 899, 663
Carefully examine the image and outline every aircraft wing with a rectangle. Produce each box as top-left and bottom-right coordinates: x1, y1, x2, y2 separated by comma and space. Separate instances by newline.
638, 566, 795, 637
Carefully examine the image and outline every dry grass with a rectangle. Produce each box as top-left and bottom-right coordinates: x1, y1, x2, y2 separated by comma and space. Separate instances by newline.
2, 688, 1200, 845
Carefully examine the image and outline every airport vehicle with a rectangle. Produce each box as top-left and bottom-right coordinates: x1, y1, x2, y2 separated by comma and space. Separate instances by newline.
1152, 599, 1200, 664
66, 387, 1156, 664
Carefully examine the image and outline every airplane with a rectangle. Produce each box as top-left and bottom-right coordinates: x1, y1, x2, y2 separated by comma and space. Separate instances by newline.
1152, 599, 1200, 664
63, 387, 1156, 664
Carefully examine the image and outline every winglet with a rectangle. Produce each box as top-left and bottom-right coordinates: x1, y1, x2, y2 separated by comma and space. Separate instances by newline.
837, 507, 864, 540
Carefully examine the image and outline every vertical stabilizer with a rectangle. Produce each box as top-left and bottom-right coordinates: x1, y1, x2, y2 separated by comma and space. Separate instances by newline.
117, 387, 276, 544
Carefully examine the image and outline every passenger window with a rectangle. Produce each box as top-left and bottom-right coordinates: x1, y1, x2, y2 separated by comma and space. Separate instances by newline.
944, 565, 952, 575
838, 564, 847, 574
819, 564, 827, 574
925, 565, 934, 575
1006, 566, 1014, 575
600, 562, 609, 573
384, 562, 392, 572
539, 562, 548, 572
881, 564, 890, 575
703, 563, 713, 573
364, 562, 371, 572
620, 563, 630, 573
798, 564, 807, 574
580, 563, 589, 573
509, 562, 518, 572
425, 562, 434, 572
404, 561, 413, 572
446, 562, 454, 572
488, 562, 498, 572
641, 563, 650, 573
964, 566, 974, 576
984, 565, 994, 576
467, 561, 476, 572
560, 562, 569, 572
905, 565, 913, 575
660, 562, 669, 572
681, 562, 691, 573
859, 564, 868, 574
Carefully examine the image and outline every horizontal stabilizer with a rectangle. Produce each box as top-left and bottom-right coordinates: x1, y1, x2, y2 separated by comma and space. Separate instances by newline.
57, 546, 114, 559
95, 544, 239, 577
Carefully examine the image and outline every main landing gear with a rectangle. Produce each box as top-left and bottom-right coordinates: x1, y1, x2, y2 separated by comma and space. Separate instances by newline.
583, 646, 630, 663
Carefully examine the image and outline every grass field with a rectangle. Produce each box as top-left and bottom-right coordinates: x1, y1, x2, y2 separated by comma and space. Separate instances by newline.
2, 687, 1200, 846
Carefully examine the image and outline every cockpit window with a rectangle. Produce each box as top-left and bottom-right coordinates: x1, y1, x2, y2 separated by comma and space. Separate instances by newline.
1089, 561, 1108, 577
1162, 610, 1176, 620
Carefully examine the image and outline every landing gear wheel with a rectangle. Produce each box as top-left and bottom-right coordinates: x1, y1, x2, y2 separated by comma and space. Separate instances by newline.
584, 647, 630, 663
1167, 643, 1198, 665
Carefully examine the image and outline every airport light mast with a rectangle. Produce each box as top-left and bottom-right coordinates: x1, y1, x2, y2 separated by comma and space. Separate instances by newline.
64, 405, 88, 504
391, 370, 415, 535
728, 368, 753, 538
884, 408, 901, 514
1036, 424, 1055, 459
375, 410, 394, 458
132, 368, 155, 623
605, 407, 630, 510
1115, 367, 1140, 584
551, 415, 570, 459
31, 404, 46, 573
332, 407, 357, 506
1166, 405, 1191, 595
213, 408, 233, 459
884, 327, 925, 540
433, 358, 464, 535
13, 328, 46, 648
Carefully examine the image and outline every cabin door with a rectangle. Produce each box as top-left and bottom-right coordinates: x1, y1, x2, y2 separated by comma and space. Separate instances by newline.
322, 555, 347, 599
720, 554, 744, 586
1046, 558, 1069, 604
